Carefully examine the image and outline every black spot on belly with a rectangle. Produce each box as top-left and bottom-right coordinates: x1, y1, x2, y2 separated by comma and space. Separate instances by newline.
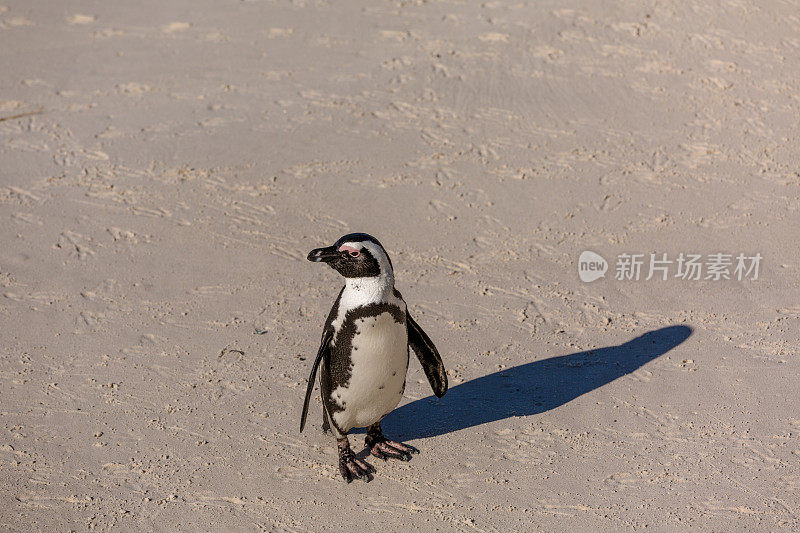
378, 384, 385, 390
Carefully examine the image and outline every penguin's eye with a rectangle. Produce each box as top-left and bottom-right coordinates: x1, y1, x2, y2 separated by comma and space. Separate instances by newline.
348, 250, 360, 258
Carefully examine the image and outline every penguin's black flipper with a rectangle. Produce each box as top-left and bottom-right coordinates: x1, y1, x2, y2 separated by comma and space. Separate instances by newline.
300, 329, 332, 433
407, 313, 448, 398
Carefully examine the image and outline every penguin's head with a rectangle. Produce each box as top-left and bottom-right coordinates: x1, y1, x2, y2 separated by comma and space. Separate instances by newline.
307, 233, 393, 279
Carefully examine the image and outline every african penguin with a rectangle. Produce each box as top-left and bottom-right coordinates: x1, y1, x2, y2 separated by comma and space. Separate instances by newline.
301, 233, 448, 482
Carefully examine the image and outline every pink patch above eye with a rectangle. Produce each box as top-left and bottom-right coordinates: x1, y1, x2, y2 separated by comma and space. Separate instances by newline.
338, 245, 360, 255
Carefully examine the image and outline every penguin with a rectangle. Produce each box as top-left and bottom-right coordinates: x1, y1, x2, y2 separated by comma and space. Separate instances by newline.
301, 233, 447, 482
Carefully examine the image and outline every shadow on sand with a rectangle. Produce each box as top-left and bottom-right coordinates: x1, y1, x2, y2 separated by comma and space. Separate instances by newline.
384, 325, 693, 440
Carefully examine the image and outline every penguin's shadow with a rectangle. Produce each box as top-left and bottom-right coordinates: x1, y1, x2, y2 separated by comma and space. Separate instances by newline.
383, 325, 693, 441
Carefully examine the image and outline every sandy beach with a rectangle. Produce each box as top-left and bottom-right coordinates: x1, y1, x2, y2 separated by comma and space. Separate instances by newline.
1, 0, 799, 530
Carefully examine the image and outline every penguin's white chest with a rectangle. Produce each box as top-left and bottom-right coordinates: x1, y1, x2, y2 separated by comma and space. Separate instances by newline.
331, 311, 408, 431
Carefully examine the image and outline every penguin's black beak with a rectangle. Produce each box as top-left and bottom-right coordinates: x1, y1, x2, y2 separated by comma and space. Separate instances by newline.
308, 245, 340, 263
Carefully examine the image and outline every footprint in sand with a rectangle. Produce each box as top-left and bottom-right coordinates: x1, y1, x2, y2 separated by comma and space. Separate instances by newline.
162, 22, 191, 34
67, 14, 96, 25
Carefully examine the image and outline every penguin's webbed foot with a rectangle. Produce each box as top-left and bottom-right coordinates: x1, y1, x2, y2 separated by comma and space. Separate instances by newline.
365, 424, 419, 462
337, 438, 373, 483
369, 439, 418, 461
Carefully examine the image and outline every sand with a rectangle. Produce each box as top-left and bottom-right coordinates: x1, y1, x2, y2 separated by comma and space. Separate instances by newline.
1, 0, 799, 531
